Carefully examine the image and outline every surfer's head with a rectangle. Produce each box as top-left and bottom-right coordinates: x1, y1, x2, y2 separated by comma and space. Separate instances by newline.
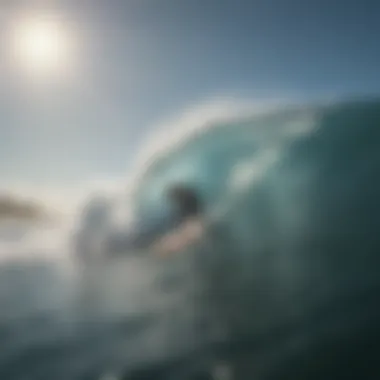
167, 184, 203, 221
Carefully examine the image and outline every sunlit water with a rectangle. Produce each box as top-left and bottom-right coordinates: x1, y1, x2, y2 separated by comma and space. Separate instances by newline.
1, 99, 380, 379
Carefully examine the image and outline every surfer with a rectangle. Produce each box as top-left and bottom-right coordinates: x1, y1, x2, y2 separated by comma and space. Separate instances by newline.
167, 183, 234, 358
152, 184, 205, 256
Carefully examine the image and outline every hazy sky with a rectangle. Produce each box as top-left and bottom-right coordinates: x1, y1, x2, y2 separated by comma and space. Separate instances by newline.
0, 0, 379, 186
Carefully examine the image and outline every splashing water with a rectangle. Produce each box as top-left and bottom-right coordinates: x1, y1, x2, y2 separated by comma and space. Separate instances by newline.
2, 98, 380, 379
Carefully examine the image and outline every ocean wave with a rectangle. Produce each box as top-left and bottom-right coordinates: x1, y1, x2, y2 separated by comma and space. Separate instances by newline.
1, 97, 380, 379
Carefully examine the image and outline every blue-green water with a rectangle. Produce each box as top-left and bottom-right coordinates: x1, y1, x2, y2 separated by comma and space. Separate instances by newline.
1, 99, 380, 379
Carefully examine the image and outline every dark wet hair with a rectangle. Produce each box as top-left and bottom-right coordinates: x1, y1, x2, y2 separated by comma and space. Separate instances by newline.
167, 184, 203, 220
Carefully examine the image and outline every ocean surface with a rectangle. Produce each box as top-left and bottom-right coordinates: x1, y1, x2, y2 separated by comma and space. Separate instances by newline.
1, 98, 380, 379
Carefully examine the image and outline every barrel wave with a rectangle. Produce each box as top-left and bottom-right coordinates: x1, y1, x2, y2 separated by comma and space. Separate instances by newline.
1, 98, 380, 380
126, 98, 380, 379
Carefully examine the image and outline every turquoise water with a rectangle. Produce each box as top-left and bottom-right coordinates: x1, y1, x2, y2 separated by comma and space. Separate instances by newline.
1, 98, 380, 379
131, 98, 380, 378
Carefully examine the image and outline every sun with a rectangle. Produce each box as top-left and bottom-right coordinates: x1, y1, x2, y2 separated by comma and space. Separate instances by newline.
10, 14, 72, 76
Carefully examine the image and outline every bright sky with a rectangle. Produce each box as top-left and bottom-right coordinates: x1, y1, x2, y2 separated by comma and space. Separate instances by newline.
0, 0, 379, 187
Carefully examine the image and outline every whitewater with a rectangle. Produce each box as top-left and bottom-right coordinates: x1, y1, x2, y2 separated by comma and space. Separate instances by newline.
1, 98, 380, 379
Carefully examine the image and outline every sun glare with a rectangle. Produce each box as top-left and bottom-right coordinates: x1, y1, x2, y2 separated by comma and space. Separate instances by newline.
10, 14, 72, 76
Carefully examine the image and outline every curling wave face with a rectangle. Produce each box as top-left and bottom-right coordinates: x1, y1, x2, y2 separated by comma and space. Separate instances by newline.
125, 98, 380, 379
1, 98, 380, 380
